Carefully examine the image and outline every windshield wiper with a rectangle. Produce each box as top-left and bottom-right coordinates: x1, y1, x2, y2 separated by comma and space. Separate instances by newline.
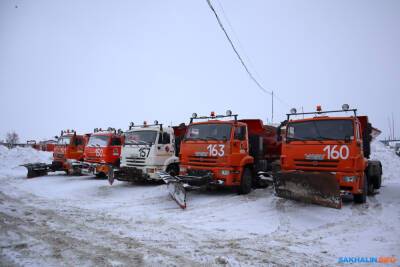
205, 136, 220, 141
287, 136, 308, 141
185, 137, 206, 141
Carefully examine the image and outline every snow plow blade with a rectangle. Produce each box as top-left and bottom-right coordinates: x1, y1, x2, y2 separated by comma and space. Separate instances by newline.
158, 172, 187, 209
108, 168, 115, 185
274, 171, 341, 209
21, 163, 49, 178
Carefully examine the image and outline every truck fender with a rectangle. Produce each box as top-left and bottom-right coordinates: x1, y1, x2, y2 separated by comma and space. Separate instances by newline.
163, 156, 180, 172
240, 156, 254, 171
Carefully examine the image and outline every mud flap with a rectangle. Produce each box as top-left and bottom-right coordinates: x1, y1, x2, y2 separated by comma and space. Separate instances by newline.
21, 163, 49, 178
158, 172, 187, 209
274, 171, 341, 209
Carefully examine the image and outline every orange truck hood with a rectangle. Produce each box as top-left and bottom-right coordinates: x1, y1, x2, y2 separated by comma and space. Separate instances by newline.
180, 141, 231, 167
84, 146, 121, 164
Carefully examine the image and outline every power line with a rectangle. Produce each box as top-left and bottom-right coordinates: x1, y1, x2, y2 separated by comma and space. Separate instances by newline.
214, 0, 263, 82
206, 0, 271, 96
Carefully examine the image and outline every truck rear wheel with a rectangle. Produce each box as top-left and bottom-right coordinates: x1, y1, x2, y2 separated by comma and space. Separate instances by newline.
373, 174, 382, 189
353, 175, 367, 204
238, 168, 252, 195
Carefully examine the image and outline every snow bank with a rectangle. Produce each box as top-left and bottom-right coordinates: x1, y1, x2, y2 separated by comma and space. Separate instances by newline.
370, 141, 400, 184
0, 145, 52, 168
0, 145, 52, 178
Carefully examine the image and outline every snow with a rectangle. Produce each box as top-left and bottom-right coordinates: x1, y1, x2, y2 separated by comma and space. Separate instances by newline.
0, 142, 399, 266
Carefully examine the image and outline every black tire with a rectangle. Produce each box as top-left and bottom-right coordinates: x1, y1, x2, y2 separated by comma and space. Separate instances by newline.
166, 164, 179, 177
238, 168, 252, 195
373, 174, 382, 189
27, 169, 36, 178
354, 175, 367, 204
95, 172, 106, 178
367, 177, 374, 195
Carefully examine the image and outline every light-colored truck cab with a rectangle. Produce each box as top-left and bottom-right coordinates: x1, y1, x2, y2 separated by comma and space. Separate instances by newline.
112, 121, 186, 183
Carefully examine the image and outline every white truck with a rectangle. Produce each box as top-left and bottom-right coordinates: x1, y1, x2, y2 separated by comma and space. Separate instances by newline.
109, 121, 187, 184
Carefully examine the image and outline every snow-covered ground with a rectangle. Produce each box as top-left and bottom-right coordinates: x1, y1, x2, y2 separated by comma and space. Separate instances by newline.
0, 142, 399, 266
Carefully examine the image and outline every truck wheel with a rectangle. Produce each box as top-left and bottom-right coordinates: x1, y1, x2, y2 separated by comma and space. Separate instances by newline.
373, 174, 382, 189
367, 177, 374, 195
95, 172, 106, 178
166, 164, 179, 177
354, 175, 367, 204
238, 168, 252, 195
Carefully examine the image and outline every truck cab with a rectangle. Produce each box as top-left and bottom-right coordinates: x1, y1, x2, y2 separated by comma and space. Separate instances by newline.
52, 130, 88, 174
275, 105, 382, 208
113, 121, 186, 182
82, 128, 123, 177
178, 111, 280, 194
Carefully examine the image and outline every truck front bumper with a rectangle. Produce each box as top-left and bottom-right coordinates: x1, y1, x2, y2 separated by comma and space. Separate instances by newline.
114, 166, 160, 182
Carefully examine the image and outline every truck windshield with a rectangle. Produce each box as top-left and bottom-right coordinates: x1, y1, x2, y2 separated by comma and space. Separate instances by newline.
287, 119, 354, 141
88, 135, 109, 147
185, 124, 232, 141
57, 136, 71, 145
125, 131, 157, 145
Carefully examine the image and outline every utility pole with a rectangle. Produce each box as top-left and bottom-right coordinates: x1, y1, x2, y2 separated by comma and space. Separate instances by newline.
392, 113, 395, 139
271, 90, 274, 124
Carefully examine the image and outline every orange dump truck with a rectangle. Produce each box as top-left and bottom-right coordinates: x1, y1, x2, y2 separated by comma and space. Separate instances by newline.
273, 105, 382, 208
80, 128, 123, 178
22, 130, 89, 178
162, 111, 281, 208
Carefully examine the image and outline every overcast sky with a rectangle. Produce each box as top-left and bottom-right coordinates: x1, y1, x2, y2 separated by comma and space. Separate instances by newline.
0, 0, 399, 142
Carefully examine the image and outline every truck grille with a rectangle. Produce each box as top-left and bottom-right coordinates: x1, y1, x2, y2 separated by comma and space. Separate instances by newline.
54, 153, 65, 159
85, 156, 100, 163
125, 157, 146, 167
187, 169, 212, 177
294, 159, 339, 170
188, 156, 218, 166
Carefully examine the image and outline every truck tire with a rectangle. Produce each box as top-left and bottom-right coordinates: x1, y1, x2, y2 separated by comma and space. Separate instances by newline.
238, 168, 252, 195
367, 177, 375, 195
166, 164, 179, 177
373, 174, 382, 189
354, 175, 367, 204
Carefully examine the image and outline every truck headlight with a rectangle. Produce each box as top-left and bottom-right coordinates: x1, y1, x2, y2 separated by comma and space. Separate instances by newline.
179, 166, 187, 175
146, 168, 155, 173
343, 176, 357, 182
221, 170, 230, 176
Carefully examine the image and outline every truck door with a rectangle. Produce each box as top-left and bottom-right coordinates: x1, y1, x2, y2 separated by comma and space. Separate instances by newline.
156, 132, 173, 163
70, 136, 85, 160
110, 137, 122, 164
234, 126, 248, 155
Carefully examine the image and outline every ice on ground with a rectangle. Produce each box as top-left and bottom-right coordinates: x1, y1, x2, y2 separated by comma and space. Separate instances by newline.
0, 142, 399, 266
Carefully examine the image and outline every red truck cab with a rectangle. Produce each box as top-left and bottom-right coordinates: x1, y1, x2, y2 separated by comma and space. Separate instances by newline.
52, 130, 89, 174
82, 128, 123, 177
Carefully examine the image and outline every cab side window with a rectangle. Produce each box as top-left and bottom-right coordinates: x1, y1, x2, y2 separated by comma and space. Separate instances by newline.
159, 132, 171, 144
75, 137, 83, 146
234, 126, 246, 140
111, 137, 121, 146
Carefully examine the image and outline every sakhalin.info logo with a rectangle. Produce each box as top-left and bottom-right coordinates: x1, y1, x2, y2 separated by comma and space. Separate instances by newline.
338, 256, 397, 264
